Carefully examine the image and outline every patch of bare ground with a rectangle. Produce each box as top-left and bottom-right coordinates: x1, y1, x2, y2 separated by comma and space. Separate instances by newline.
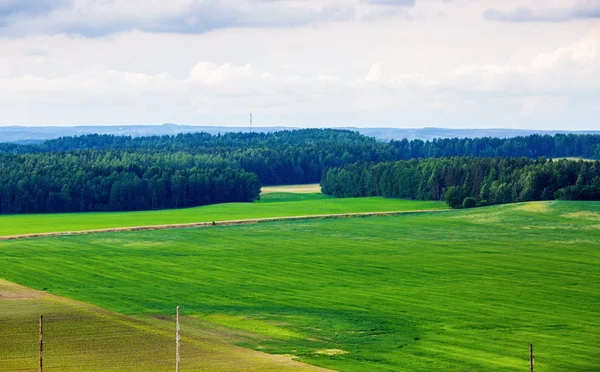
261, 184, 322, 194
0, 278, 331, 371
314, 349, 349, 356
0, 279, 43, 299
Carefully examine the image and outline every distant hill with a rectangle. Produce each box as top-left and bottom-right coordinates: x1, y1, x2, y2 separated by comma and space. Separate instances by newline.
0, 124, 287, 143
350, 127, 600, 141
1, 124, 599, 143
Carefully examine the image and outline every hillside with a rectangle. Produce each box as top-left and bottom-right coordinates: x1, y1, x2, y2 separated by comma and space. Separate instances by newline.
1, 201, 598, 371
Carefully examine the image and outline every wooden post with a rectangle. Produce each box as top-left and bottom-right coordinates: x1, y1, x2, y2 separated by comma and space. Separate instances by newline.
176, 306, 180, 372
529, 344, 534, 372
39, 314, 43, 372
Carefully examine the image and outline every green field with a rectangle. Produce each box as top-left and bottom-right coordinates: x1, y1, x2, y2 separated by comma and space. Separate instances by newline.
1, 201, 599, 371
0, 193, 445, 236
0, 279, 325, 371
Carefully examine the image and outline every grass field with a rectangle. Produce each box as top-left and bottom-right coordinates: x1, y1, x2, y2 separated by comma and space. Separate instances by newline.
1, 201, 599, 371
0, 193, 445, 236
0, 279, 326, 371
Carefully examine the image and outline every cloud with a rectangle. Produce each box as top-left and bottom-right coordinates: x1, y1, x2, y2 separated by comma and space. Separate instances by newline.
0, 0, 417, 37
483, 0, 600, 23
365, 63, 383, 81
1, 2, 599, 130
520, 96, 569, 119
0, 0, 70, 16
361, 0, 415, 5
0, 0, 70, 27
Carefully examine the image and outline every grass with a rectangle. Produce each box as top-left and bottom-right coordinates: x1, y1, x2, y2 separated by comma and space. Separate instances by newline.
0, 193, 445, 236
0, 279, 324, 371
0, 201, 599, 371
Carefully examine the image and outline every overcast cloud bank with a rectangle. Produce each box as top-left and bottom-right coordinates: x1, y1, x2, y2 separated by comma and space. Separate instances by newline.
0, 0, 598, 129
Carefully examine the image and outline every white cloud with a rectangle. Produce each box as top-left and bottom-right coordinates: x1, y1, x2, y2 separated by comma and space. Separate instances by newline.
0, 0, 418, 37
483, 0, 600, 23
521, 96, 569, 119
0, 1, 599, 129
365, 63, 383, 81
189, 62, 253, 85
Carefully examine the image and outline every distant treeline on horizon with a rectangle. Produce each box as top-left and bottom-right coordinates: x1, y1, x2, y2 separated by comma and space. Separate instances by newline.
1, 129, 600, 214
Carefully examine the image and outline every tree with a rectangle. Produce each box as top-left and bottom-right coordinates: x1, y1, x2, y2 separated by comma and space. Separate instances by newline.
444, 186, 466, 209
462, 197, 477, 209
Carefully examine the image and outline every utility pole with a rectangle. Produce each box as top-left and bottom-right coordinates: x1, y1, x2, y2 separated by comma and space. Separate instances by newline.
529, 344, 534, 372
176, 306, 180, 372
39, 314, 43, 372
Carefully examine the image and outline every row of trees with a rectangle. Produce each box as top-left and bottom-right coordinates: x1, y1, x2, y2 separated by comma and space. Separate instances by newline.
2, 131, 600, 187
389, 134, 600, 160
321, 158, 600, 208
0, 130, 394, 186
0, 152, 259, 214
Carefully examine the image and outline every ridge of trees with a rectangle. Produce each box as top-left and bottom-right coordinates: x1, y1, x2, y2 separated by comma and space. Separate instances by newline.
3, 130, 600, 160
321, 157, 600, 208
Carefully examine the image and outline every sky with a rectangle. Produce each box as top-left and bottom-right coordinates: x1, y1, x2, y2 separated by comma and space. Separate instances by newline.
0, 0, 599, 129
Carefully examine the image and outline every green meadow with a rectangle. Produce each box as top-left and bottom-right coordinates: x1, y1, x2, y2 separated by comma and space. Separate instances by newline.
1, 201, 599, 371
0, 193, 444, 236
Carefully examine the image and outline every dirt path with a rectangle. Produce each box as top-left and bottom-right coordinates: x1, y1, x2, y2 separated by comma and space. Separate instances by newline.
0, 209, 449, 241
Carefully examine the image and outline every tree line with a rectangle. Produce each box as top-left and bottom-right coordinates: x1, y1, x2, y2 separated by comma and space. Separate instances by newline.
3, 131, 600, 159
2, 131, 600, 187
0, 130, 398, 186
0, 152, 259, 214
2, 129, 600, 214
321, 157, 600, 208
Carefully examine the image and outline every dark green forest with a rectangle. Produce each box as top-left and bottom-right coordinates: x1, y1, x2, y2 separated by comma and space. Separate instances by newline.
0, 130, 395, 186
3, 130, 600, 161
0, 152, 259, 214
321, 157, 600, 208
2, 129, 600, 214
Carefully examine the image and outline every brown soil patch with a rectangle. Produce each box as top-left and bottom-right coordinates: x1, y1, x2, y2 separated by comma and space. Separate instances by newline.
261, 184, 322, 194
0, 278, 43, 299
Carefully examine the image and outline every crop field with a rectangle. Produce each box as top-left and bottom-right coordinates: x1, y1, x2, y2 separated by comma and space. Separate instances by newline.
1, 201, 599, 371
0, 279, 325, 371
0, 193, 445, 237
261, 184, 322, 194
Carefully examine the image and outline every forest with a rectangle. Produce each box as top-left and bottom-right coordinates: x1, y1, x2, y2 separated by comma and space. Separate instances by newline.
2, 129, 600, 214
321, 157, 600, 208
0, 152, 259, 214
2, 130, 600, 161
0, 130, 394, 186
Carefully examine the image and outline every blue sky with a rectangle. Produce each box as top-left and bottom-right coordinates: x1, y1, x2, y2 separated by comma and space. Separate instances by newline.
0, 0, 599, 129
